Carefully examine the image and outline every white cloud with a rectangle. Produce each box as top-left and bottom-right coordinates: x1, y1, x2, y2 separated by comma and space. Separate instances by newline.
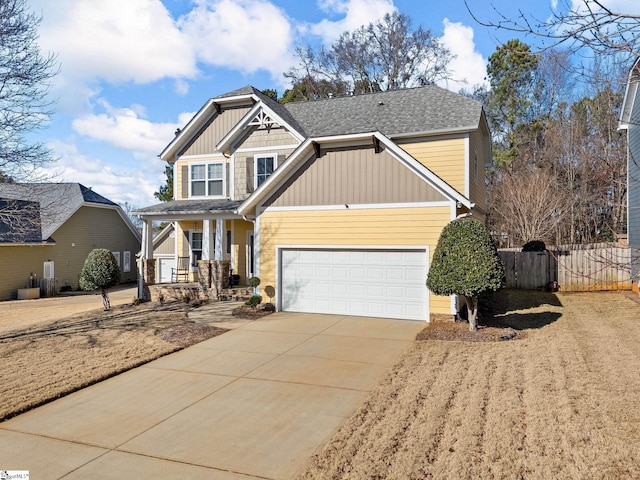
179, 0, 295, 81
310, 0, 396, 42
71, 100, 190, 158
45, 140, 161, 207
438, 19, 488, 93
33, 0, 197, 110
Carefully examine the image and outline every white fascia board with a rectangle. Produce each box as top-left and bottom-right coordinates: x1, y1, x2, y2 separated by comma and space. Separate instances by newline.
263, 201, 453, 212
217, 102, 305, 153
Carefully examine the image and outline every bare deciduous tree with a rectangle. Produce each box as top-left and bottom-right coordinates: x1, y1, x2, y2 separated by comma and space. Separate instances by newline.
0, 0, 58, 181
490, 163, 570, 246
465, 0, 639, 76
283, 12, 453, 101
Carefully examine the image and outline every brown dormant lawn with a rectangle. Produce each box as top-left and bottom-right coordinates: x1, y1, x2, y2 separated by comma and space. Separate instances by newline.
0, 300, 226, 421
1, 290, 639, 478
298, 290, 640, 479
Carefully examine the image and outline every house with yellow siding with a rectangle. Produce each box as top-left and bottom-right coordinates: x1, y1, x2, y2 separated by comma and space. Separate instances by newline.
0, 183, 141, 301
135, 85, 491, 321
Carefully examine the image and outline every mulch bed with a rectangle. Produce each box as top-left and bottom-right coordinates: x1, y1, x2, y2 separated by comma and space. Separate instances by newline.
416, 319, 520, 342
232, 304, 276, 319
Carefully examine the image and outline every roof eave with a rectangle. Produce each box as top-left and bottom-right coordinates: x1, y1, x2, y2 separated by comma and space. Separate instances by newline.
389, 124, 479, 140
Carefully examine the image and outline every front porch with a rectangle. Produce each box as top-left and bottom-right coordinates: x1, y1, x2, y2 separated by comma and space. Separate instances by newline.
133, 199, 256, 302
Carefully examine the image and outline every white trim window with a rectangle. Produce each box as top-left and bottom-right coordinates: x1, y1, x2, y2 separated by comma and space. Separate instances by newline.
123, 251, 131, 273
254, 154, 276, 188
190, 161, 225, 197
190, 231, 203, 266
112, 251, 121, 267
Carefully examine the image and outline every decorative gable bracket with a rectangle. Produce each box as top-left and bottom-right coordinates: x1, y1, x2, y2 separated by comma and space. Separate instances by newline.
248, 109, 279, 131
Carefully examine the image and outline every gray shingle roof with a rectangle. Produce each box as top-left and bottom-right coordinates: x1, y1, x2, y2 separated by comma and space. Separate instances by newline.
134, 199, 243, 216
0, 183, 119, 241
282, 85, 483, 138
0, 198, 43, 243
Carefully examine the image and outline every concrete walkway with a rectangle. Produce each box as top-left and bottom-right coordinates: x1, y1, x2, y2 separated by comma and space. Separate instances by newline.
0, 312, 424, 480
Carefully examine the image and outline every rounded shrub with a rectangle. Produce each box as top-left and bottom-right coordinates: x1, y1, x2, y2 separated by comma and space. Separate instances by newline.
522, 240, 546, 252
427, 217, 505, 298
79, 248, 121, 310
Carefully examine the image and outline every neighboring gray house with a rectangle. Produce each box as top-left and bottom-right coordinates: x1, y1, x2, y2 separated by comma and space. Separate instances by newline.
619, 59, 640, 287
0, 183, 141, 300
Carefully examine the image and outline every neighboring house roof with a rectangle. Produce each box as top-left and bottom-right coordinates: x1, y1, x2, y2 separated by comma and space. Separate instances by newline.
134, 199, 243, 219
152, 223, 174, 246
0, 183, 140, 243
0, 198, 45, 244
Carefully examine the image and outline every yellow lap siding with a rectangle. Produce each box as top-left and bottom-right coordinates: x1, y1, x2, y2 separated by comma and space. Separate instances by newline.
258, 206, 453, 315
398, 137, 466, 194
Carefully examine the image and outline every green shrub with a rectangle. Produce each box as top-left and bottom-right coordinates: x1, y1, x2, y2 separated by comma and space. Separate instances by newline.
248, 276, 261, 288
79, 248, 121, 310
522, 240, 546, 252
245, 295, 262, 307
427, 217, 505, 331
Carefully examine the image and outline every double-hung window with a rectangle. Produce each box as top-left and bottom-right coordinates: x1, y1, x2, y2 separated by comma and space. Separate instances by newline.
255, 154, 276, 188
191, 162, 224, 197
190, 231, 203, 266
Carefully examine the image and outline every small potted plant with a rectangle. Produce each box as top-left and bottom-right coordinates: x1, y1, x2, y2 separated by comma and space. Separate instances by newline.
264, 285, 276, 311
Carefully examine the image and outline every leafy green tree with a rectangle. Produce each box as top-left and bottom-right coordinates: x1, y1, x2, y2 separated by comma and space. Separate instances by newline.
79, 248, 121, 310
427, 217, 505, 331
261, 88, 279, 101
485, 39, 538, 165
154, 164, 173, 202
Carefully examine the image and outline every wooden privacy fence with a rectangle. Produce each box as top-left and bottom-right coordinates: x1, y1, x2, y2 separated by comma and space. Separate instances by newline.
498, 245, 633, 292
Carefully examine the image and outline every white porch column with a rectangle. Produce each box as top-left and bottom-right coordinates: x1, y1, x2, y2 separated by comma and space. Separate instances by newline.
141, 219, 153, 259
138, 218, 153, 300
215, 219, 224, 261
202, 219, 214, 261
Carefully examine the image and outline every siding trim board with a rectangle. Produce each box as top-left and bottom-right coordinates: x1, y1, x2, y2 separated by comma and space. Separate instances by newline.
263, 201, 453, 212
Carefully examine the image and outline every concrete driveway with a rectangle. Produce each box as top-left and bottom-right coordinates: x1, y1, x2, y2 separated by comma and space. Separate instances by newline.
0, 312, 425, 480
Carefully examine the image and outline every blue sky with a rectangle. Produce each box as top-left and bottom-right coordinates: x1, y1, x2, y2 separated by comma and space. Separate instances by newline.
26, 0, 636, 208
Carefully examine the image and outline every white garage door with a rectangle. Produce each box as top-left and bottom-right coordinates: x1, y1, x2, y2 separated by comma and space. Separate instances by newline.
280, 248, 428, 321
156, 256, 176, 283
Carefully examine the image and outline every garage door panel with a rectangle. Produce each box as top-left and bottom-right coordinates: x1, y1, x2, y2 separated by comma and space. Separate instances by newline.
280, 248, 428, 321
